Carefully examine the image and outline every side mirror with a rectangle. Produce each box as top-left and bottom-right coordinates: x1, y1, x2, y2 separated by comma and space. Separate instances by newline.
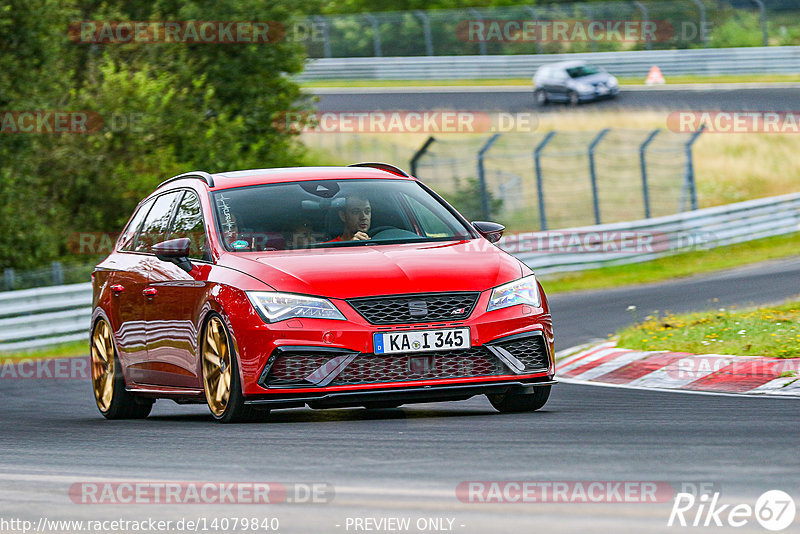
152, 238, 193, 273
472, 221, 505, 244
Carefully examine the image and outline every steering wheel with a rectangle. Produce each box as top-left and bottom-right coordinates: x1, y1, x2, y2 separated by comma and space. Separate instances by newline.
368, 226, 396, 238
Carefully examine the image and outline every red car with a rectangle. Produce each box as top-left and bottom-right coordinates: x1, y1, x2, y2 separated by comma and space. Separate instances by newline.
90, 163, 555, 422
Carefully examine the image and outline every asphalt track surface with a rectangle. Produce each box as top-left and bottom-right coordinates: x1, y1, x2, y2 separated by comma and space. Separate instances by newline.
1, 257, 799, 533
312, 86, 800, 113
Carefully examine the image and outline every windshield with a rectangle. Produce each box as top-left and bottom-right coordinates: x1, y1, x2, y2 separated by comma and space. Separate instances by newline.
211, 179, 476, 251
566, 64, 601, 78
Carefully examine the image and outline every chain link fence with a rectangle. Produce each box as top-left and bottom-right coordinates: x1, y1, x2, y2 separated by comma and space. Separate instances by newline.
303, 128, 704, 231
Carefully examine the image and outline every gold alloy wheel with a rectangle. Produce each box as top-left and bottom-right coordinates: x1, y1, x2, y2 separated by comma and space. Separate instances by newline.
202, 316, 233, 417
91, 320, 115, 412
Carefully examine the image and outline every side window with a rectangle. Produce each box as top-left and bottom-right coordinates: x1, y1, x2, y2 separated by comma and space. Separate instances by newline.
133, 191, 181, 252
169, 191, 208, 261
118, 198, 154, 252
406, 196, 452, 238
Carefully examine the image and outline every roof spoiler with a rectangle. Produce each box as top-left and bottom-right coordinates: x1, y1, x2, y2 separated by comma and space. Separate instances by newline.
348, 162, 410, 177
157, 171, 214, 188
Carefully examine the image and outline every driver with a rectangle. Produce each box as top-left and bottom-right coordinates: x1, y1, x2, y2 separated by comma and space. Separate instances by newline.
331, 194, 371, 241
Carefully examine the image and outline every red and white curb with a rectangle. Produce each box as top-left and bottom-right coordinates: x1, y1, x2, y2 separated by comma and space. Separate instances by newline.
557, 342, 800, 397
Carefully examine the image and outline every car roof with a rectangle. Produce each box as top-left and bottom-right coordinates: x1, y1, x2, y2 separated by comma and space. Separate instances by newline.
542, 60, 589, 69
158, 166, 415, 193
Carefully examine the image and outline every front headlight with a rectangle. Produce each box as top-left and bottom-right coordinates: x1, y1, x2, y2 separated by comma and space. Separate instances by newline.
608, 76, 618, 87
247, 291, 346, 322
487, 275, 541, 312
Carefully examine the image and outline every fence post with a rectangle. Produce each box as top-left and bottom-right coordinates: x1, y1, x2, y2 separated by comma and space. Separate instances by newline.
410, 136, 436, 178
690, 0, 707, 46
414, 11, 434, 56
580, 5, 598, 52
533, 131, 556, 231
313, 16, 332, 58
588, 128, 610, 225
683, 125, 705, 211
639, 129, 660, 219
51, 261, 64, 286
750, 0, 768, 47
477, 133, 502, 220
3, 268, 14, 291
467, 8, 488, 55
522, 7, 543, 54
633, 1, 652, 50
363, 14, 382, 57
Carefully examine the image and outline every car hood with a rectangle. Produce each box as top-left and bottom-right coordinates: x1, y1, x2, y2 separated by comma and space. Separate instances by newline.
221, 240, 523, 299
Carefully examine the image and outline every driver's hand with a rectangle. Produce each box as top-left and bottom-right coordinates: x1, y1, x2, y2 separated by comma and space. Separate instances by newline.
353, 231, 370, 240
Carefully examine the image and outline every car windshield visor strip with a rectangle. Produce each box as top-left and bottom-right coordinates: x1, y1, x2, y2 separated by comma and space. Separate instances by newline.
258, 334, 549, 389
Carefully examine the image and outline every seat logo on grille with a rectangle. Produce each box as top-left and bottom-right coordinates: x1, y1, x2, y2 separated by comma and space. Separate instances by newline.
408, 300, 428, 317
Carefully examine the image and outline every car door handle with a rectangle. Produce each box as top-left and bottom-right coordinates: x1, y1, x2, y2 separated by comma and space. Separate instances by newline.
110, 284, 125, 294
142, 287, 158, 298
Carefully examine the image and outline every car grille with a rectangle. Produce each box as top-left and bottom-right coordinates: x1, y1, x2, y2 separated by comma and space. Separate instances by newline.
266, 354, 332, 385
330, 347, 500, 385
260, 334, 550, 387
495, 335, 550, 371
347, 292, 480, 325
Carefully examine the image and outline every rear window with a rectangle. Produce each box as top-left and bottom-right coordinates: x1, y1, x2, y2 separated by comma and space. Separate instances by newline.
211, 179, 476, 251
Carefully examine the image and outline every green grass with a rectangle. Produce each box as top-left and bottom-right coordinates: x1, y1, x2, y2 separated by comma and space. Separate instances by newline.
1, 340, 88, 361
540, 232, 800, 294
300, 73, 800, 89
616, 299, 800, 358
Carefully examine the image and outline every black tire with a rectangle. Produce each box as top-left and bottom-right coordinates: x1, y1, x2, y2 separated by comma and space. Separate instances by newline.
568, 91, 580, 106
91, 319, 153, 420
487, 385, 550, 413
201, 314, 266, 424
534, 89, 548, 106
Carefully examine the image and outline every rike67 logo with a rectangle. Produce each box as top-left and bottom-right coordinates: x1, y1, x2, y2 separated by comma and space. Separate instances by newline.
668, 490, 796, 531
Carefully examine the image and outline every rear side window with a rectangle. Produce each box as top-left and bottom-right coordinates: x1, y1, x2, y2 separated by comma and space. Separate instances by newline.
133, 191, 182, 252
169, 191, 208, 261
118, 198, 154, 252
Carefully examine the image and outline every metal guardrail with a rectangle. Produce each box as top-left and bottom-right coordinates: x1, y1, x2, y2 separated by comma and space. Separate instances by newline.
0, 283, 92, 352
1, 192, 798, 352
506, 191, 800, 274
297, 46, 800, 80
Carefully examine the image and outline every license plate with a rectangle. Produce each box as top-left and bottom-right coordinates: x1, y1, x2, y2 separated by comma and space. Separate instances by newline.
373, 328, 470, 355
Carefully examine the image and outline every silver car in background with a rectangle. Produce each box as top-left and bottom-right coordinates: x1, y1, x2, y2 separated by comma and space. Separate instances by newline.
533, 60, 619, 105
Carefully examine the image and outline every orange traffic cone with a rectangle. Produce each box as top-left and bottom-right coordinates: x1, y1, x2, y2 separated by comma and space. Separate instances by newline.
645, 65, 665, 85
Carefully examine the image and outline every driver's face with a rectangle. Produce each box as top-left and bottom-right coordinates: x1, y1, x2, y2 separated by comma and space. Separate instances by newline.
339, 197, 371, 234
